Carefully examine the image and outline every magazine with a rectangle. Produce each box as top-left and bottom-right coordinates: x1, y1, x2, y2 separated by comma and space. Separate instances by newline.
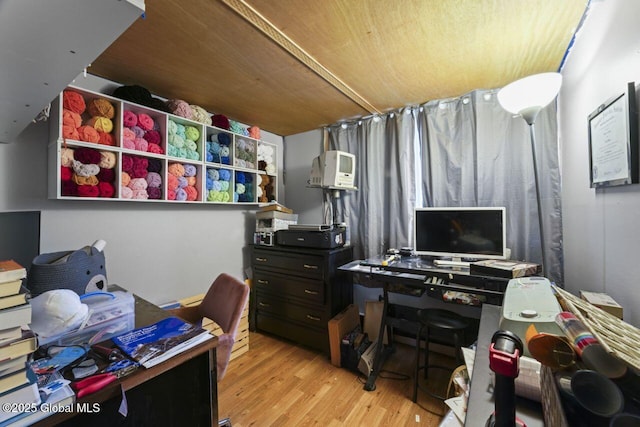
112, 316, 213, 369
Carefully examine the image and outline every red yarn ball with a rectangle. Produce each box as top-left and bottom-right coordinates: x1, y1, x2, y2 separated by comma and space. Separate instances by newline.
63, 90, 86, 115
184, 186, 198, 201
61, 180, 78, 196
137, 113, 154, 131
132, 156, 148, 170
73, 147, 101, 164
144, 130, 161, 145
98, 182, 115, 198
62, 124, 79, 140
98, 132, 115, 146
77, 126, 100, 143
167, 189, 176, 200
131, 167, 148, 179
97, 168, 115, 182
147, 143, 164, 155
60, 166, 73, 181
77, 185, 100, 197
62, 109, 82, 128
122, 155, 134, 173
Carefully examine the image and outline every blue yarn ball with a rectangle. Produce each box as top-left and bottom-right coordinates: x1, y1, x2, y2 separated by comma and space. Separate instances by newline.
206, 177, 214, 190
175, 188, 187, 201
236, 172, 245, 184
221, 156, 230, 165
218, 133, 231, 145
183, 164, 196, 177
219, 169, 231, 181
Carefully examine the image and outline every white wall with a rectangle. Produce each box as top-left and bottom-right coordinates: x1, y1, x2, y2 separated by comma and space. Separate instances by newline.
0, 74, 284, 305
560, 0, 640, 326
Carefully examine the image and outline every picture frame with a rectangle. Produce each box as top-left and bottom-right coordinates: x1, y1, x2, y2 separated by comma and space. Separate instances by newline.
588, 82, 639, 188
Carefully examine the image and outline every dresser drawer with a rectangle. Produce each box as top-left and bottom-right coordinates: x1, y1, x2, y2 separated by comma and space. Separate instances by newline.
255, 292, 328, 328
254, 270, 324, 304
252, 250, 324, 279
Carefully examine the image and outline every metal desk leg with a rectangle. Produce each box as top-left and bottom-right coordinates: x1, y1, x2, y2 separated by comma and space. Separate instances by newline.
363, 288, 393, 391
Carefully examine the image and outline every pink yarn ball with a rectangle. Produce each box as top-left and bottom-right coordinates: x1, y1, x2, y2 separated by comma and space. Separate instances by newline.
122, 139, 135, 150
132, 189, 149, 199
166, 99, 192, 119
167, 174, 178, 191
185, 186, 198, 201
134, 137, 148, 152
147, 143, 164, 154
123, 110, 138, 127
120, 186, 133, 199
131, 167, 148, 179
122, 127, 136, 141
137, 113, 154, 131
128, 177, 148, 190
146, 172, 162, 188
167, 189, 176, 200
122, 155, 134, 173
132, 156, 148, 170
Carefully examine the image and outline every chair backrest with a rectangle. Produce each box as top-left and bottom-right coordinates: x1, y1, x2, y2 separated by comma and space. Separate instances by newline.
199, 273, 249, 339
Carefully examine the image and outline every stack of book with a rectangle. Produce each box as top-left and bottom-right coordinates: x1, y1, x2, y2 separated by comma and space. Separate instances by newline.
0, 260, 40, 425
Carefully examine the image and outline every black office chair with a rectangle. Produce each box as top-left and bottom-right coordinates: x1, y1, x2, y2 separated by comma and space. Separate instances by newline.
412, 308, 469, 402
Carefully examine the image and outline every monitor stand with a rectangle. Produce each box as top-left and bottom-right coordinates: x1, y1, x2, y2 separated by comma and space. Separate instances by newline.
432, 257, 471, 268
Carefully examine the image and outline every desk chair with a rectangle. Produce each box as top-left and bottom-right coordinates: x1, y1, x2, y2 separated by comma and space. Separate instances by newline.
169, 273, 250, 381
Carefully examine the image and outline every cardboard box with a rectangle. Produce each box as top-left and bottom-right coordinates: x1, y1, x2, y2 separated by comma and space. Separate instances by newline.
580, 291, 623, 319
328, 304, 360, 367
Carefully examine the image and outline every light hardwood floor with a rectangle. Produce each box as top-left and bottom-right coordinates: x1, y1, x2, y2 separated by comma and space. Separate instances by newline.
218, 332, 459, 426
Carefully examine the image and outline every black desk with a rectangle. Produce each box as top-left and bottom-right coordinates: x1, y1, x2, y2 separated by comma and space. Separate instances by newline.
465, 304, 543, 427
339, 257, 510, 392
32, 290, 218, 427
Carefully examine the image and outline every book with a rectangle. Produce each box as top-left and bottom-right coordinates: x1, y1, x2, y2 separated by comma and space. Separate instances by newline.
0, 366, 28, 394
0, 303, 31, 331
112, 316, 213, 369
0, 287, 29, 310
470, 259, 542, 279
0, 329, 37, 364
0, 326, 22, 345
0, 260, 26, 283
259, 202, 293, 214
0, 353, 27, 377
0, 382, 74, 427
0, 366, 39, 424
0, 279, 23, 298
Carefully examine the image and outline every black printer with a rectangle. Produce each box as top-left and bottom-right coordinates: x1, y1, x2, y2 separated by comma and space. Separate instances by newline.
276, 224, 346, 249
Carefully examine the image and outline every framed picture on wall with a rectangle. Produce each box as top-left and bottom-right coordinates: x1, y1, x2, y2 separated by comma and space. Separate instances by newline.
588, 82, 639, 188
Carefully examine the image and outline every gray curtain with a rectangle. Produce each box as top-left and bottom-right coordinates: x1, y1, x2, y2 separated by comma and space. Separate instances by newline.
328, 89, 563, 285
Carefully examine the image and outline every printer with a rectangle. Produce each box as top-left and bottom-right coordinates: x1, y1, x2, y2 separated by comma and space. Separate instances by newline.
276, 224, 346, 249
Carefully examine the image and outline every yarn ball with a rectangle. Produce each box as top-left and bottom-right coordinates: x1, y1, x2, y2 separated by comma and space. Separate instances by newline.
177, 176, 188, 188
167, 174, 178, 191
98, 182, 115, 198
147, 158, 162, 173
147, 143, 164, 155
74, 147, 101, 164
87, 98, 115, 119
132, 189, 149, 200
134, 137, 148, 152
207, 169, 219, 181
122, 127, 135, 141
146, 172, 162, 188
72, 160, 100, 177
131, 167, 148, 179
185, 140, 197, 151
137, 113, 154, 131
217, 133, 231, 145
132, 156, 148, 170
77, 185, 100, 198
236, 183, 245, 195
235, 172, 245, 184
175, 188, 187, 201
148, 97, 171, 113
229, 121, 244, 134
87, 116, 113, 133
176, 147, 187, 158
168, 133, 185, 148
183, 164, 197, 177
147, 187, 162, 199
212, 114, 230, 130
73, 174, 98, 186
63, 90, 86, 114
98, 132, 115, 146
167, 189, 176, 200
131, 126, 145, 138
60, 166, 73, 181
248, 126, 261, 139
121, 172, 131, 187
184, 186, 198, 201
61, 180, 77, 196
112, 85, 153, 106
121, 155, 134, 173
97, 168, 115, 182
211, 180, 222, 192
219, 181, 230, 192
144, 130, 161, 145
120, 186, 133, 199
122, 139, 135, 150
186, 149, 199, 161
62, 125, 79, 140
167, 120, 178, 135
77, 126, 100, 143
123, 110, 138, 127
190, 105, 212, 125
168, 163, 185, 177
219, 169, 231, 181
175, 123, 186, 138
98, 151, 116, 169
166, 99, 192, 119
62, 109, 82, 128
128, 178, 148, 191
186, 176, 196, 187
220, 146, 230, 157
184, 126, 200, 142
266, 164, 276, 175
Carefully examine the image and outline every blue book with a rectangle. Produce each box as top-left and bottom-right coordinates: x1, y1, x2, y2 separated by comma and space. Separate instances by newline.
112, 316, 213, 368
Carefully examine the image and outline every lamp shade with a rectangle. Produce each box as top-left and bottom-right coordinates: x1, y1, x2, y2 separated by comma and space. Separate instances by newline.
497, 72, 562, 124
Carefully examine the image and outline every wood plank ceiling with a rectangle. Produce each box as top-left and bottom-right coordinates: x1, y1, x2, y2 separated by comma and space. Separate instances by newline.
89, 0, 588, 136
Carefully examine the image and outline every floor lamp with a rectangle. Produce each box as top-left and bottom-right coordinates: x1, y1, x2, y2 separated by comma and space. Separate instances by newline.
497, 72, 563, 276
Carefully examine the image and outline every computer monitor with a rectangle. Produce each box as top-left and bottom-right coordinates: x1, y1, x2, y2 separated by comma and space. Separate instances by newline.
0, 211, 41, 274
413, 207, 507, 261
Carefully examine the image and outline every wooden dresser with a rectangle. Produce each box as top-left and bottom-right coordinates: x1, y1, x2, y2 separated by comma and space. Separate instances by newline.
250, 244, 353, 353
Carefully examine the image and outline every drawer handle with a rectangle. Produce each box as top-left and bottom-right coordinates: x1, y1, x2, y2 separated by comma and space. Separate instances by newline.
306, 314, 321, 321
304, 289, 319, 295
303, 264, 319, 270
257, 279, 269, 285
256, 257, 267, 262
258, 302, 270, 308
